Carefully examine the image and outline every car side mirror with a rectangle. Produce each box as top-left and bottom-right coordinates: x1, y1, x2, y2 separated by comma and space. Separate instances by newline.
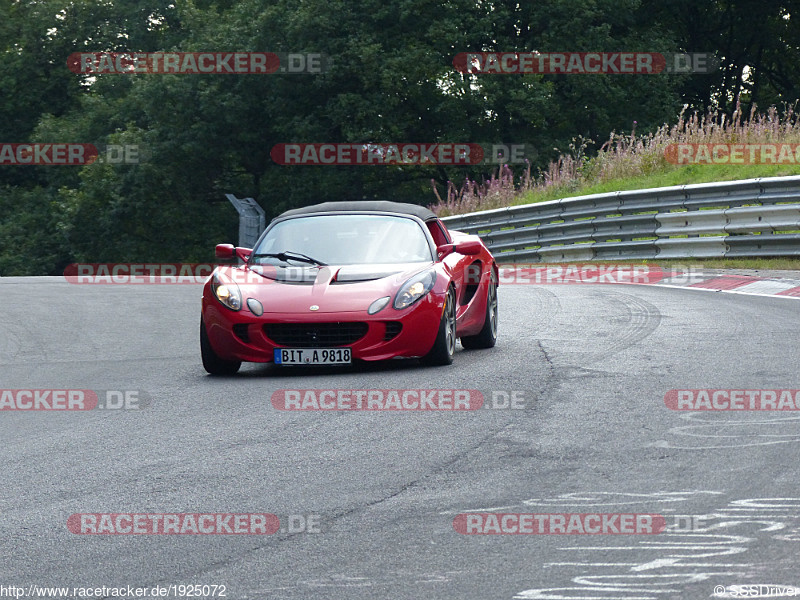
454, 240, 482, 255
215, 244, 252, 262
215, 244, 235, 259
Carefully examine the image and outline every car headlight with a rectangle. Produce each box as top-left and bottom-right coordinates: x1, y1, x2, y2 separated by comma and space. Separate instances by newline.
211, 272, 242, 311
394, 269, 436, 310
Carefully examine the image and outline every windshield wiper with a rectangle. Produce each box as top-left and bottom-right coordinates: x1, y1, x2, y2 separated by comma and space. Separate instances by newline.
251, 251, 327, 266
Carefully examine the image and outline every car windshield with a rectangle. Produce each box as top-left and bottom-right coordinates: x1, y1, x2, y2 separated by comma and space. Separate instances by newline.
251, 214, 434, 266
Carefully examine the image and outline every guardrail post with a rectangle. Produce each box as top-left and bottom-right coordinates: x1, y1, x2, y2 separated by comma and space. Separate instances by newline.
226, 194, 265, 248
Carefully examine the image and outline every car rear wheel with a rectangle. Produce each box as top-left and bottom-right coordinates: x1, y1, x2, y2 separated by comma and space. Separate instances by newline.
201, 319, 241, 375
460, 279, 497, 350
421, 288, 456, 366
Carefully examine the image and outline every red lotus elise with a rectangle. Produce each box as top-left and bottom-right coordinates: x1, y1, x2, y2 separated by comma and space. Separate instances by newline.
200, 201, 497, 374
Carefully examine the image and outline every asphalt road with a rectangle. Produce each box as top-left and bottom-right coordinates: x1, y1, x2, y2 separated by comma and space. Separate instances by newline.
2, 277, 800, 600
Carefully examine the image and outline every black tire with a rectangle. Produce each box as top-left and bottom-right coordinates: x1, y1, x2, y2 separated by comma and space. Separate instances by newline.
421, 288, 456, 366
200, 319, 241, 375
460, 279, 498, 350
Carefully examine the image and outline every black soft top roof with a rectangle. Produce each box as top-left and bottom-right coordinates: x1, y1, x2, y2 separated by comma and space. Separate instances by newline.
276, 201, 437, 222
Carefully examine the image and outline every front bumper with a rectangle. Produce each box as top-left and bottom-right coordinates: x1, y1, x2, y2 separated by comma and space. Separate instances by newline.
202, 289, 445, 363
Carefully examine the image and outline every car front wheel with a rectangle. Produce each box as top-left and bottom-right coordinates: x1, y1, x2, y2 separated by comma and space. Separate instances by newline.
421, 288, 456, 366
460, 279, 498, 350
200, 318, 241, 375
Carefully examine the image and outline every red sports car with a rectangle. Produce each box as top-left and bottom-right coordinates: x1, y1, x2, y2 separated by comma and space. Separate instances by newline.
200, 201, 498, 374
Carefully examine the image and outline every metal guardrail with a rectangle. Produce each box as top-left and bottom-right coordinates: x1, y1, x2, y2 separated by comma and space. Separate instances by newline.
226, 194, 266, 248
440, 176, 800, 261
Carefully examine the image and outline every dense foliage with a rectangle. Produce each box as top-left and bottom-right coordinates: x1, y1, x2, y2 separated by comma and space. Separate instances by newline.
2, 0, 799, 274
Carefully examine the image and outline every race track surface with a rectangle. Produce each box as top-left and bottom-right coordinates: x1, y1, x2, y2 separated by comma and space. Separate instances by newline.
2, 277, 799, 599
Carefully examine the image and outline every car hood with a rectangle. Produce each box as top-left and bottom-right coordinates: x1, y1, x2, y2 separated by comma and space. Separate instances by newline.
219, 262, 435, 314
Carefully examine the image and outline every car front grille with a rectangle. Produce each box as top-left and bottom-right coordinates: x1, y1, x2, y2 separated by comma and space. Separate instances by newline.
264, 322, 369, 347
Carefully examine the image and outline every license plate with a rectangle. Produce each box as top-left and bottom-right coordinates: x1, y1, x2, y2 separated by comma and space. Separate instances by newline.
273, 348, 352, 365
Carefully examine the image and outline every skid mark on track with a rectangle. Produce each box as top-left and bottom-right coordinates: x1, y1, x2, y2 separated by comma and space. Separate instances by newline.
599, 291, 662, 360
532, 290, 662, 367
